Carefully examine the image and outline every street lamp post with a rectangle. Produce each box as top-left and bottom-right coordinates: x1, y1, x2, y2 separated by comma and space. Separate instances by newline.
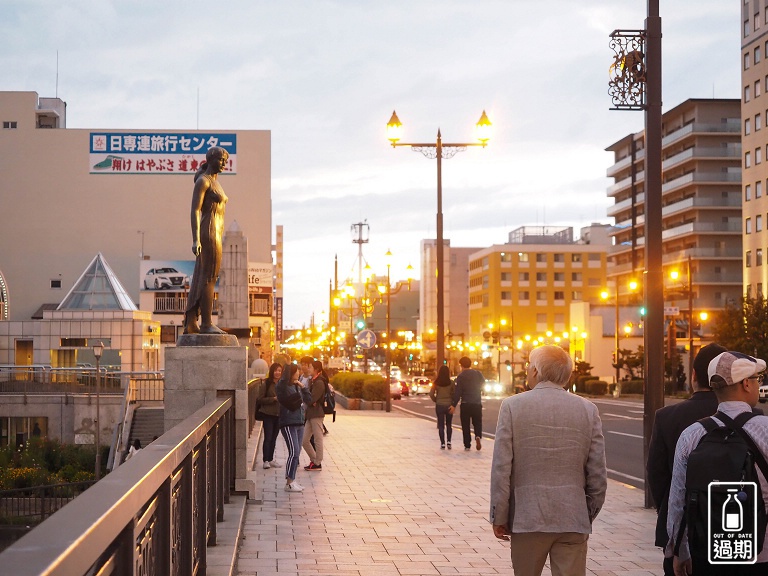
93, 341, 104, 481
387, 110, 491, 370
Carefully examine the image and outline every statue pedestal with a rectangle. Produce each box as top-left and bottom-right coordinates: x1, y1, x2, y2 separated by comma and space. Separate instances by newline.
165, 343, 252, 495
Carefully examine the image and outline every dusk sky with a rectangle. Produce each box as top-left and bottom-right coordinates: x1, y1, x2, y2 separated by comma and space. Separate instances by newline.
2, 1, 741, 326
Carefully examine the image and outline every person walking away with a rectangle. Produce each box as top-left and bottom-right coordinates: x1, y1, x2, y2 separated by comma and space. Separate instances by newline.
430, 365, 456, 449
276, 363, 312, 492
647, 343, 726, 575
667, 350, 768, 575
257, 362, 284, 469
490, 345, 607, 576
451, 356, 484, 450
302, 360, 328, 471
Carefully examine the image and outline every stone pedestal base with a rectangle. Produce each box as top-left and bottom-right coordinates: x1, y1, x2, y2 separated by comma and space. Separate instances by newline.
165, 345, 250, 493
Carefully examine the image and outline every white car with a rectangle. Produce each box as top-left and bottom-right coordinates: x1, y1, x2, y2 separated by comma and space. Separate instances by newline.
144, 267, 188, 290
760, 382, 768, 403
411, 376, 432, 395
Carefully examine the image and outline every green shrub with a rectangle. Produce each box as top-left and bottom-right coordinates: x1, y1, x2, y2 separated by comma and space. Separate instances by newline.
620, 380, 644, 394
331, 372, 387, 400
574, 376, 599, 393
584, 380, 608, 396
361, 376, 387, 401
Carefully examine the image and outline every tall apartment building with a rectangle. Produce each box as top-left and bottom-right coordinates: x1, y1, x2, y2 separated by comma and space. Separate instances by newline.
467, 225, 609, 342
742, 1, 768, 296
605, 99, 743, 325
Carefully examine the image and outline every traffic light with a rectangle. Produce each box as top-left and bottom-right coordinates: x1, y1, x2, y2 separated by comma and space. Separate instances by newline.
356, 320, 366, 330
639, 306, 646, 317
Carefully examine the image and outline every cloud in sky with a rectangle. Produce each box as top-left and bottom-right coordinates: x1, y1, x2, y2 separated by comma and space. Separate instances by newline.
1, 0, 741, 325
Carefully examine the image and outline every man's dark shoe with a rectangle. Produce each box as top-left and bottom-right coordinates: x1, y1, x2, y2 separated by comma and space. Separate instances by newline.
304, 462, 322, 471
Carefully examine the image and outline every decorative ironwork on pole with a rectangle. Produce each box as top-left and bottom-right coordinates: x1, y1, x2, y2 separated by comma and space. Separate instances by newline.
608, 29, 647, 111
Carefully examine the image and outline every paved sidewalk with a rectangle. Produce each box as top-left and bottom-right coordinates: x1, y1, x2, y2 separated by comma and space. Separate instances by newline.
236, 408, 660, 575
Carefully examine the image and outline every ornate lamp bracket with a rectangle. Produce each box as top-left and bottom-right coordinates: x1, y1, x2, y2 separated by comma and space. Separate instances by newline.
608, 29, 647, 111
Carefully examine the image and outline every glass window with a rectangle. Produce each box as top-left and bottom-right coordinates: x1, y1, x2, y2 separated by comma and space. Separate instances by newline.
746, 118, 752, 135
536, 291, 547, 300
757, 80, 762, 98
572, 272, 582, 281
553, 253, 564, 263
746, 151, 752, 168
500, 252, 512, 263
536, 253, 547, 263
758, 46, 763, 62
482, 275, 489, 289
746, 51, 751, 70
588, 278, 601, 286
519, 291, 529, 300
501, 291, 511, 300
554, 291, 565, 300
758, 147, 763, 165
757, 114, 763, 131
588, 253, 601, 261
746, 217, 752, 234
518, 272, 529, 281
572, 291, 582, 300
571, 254, 582, 263
501, 272, 512, 282
554, 272, 565, 282
760, 283, 764, 297
746, 85, 751, 103
747, 184, 752, 201
758, 249, 764, 267
758, 215, 763, 232
518, 252, 529, 262
747, 251, 752, 267
536, 272, 547, 281
757, 181, 763, 198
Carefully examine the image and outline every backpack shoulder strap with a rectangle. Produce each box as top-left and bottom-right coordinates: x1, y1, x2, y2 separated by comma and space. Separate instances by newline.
716, 411, 768, 482
696, 416, 720, 433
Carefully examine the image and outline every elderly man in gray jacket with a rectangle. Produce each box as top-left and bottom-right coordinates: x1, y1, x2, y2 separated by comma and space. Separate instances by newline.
490, 345, 607, 576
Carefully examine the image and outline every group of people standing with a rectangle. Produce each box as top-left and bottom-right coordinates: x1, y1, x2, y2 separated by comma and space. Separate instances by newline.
255, 356, 330, 493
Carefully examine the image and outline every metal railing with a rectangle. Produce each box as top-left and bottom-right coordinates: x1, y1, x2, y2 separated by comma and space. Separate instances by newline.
0, 481, 96, 526
0, 397, 235, 576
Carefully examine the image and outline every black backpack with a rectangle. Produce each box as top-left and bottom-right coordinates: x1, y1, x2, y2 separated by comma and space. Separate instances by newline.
323, 380, 336, 421
674, 411, 768, 559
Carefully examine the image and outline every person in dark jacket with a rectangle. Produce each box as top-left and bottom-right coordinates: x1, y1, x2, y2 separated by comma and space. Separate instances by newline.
276, 363, 312, 492
302, 360, 328, 471
646, 343, 726, 575
451, 356, 485, 451
430, 365, 456, 449
257, 362, 283, 470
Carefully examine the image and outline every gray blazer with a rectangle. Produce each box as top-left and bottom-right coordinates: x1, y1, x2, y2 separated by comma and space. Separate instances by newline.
489, 381, 607, 534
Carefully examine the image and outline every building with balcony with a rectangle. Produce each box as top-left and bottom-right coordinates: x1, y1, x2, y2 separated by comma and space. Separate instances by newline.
742, 2, 768, 297
605, 99, 743, 328
466, 225, 610, 346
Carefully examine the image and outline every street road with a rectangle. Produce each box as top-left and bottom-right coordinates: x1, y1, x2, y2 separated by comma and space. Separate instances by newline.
393, 392, 647, 489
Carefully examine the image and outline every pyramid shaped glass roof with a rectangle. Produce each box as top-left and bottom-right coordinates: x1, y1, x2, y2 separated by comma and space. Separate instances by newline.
57, 253, 137, 311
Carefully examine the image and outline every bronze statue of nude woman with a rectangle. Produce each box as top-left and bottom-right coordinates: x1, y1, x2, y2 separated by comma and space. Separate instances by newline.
183, 146, 229, 335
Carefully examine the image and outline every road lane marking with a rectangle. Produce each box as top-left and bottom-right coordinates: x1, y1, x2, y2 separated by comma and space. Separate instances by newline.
607, 468, 644, 484
603, 412, 642, 420
608, 430, 643, 439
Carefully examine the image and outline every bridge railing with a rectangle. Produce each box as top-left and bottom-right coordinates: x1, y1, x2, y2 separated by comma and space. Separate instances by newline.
0, 396, 235, 576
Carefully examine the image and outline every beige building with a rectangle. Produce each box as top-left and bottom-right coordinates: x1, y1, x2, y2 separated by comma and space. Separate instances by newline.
0, 91, 273, 368
606, 98, 743, 345
742, 3, 768, 297
467, 226, 610, 345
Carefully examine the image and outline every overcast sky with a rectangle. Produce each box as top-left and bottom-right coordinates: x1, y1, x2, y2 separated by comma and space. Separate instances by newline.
2, 1, 741, 327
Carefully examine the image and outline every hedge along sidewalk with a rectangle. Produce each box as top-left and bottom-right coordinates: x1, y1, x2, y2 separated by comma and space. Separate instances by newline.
330, 371, 388, 401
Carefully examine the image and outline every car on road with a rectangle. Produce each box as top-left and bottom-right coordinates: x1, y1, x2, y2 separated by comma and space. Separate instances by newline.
483, 380, 505, 398
411, 376, 432, 395
144, 267, 188, 290
760, 381, 768, 403
390, 378, 404, 400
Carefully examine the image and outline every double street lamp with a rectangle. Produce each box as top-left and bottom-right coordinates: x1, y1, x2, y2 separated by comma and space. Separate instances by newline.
387, 110, 491, 369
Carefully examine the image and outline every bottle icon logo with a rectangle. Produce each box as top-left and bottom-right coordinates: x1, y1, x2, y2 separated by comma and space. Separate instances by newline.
722, 489, 743, 532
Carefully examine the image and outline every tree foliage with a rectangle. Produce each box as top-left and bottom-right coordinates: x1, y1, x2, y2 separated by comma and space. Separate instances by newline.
712, 296, 768, 360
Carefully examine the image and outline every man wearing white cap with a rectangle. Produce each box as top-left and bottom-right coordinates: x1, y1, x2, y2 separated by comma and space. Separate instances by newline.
667, 351, 768, 575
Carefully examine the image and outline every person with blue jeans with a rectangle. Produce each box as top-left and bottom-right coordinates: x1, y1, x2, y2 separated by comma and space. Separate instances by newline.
430, 365, 455, 449
451, 356, 485, 451
276, 363, 312, 492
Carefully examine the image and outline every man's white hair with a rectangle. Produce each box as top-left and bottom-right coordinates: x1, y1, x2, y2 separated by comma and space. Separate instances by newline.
529, 345, 573, 386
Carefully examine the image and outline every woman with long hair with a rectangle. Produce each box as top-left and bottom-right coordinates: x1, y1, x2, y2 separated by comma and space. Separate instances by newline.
275, 363, 312, 492
257, 362, 283, 469
429, 365, 456, 449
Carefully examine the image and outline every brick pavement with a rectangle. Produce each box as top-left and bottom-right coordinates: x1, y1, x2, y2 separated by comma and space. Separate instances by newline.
235, 408, 660, 576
